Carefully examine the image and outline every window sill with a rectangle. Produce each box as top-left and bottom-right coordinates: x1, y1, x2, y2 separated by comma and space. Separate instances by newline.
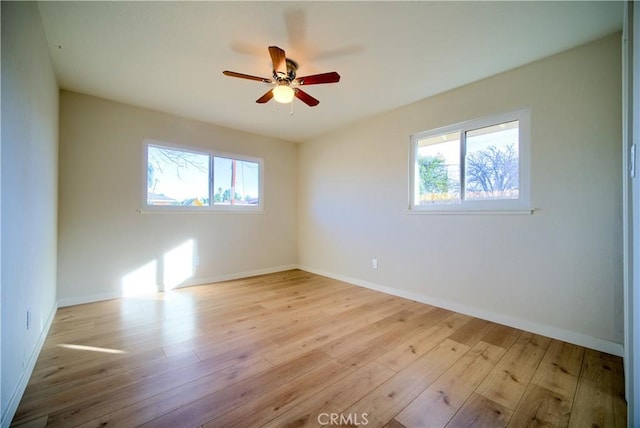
137, 208, 265, 215
405, 208, 535, 216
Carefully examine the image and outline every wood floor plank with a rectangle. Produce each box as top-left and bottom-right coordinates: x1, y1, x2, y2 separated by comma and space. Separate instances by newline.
78, 355, 273, 428
201, 359, 353, 428
261, 361, 395, 428
530, 339, 584, 398
568, 349, 627, 428
383, 419, 407, 428
508, 384, 572, 427
10, 415, 48, 428
13, 350, 200, 424
331, 311, 461, 371
319, 309, 418, 359
344, 339, 469, 427
192, 333, 280, 362
322, 291, 409, 316
43, 298, 205, 352
377, 312, 471, 372
395, 341, 506, 428
267, 298, 410, 347
448, 318, 497, 347
22, 347, 170, 402
11, 270, 626, 427
161, 307, 283, 359
476, 332, 551, 410
137, 349, 333, 428
382, 311, 467, 350
263, 303, 415, 366
44, 347, 273, 426
446, 393, 513, 428
258, 279, 366, 312
481, 324, 523, 349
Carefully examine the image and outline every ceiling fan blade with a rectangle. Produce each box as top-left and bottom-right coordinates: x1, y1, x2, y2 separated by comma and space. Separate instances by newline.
296, 72, 341, 85
269, 46, 287, 75
223, 70, 272, 83
256, 90, 274, 104
284, 8, 306, 51
294, 88, 319, 107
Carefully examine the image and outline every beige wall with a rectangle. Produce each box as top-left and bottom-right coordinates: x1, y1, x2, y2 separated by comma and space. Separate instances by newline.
298, 34, 623, 353
1, 2, 59, 424
57, 91, 298, 304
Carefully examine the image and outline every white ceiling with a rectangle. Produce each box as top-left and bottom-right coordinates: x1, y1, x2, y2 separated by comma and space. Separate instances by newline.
37, 1, 623, 143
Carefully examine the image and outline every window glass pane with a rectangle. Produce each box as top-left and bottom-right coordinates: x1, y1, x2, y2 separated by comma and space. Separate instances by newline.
415, 131, 461, 205
147, 146, 210, 206
464, 120, 519, 201
213, 157, 260, 206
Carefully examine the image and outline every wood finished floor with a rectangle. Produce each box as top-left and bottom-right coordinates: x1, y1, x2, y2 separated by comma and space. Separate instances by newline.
12, 270, 626, 427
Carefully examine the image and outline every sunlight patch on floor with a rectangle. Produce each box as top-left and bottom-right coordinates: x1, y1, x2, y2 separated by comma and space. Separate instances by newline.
58, 344, 127, 354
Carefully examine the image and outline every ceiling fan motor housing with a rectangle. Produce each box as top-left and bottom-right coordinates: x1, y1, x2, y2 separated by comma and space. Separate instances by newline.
274, 58, 298, 83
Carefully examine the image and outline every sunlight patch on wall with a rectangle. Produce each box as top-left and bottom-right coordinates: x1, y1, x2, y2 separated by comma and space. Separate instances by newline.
121, 260, 159, 296
163, 239, 195, 290
120, 240, 196, 298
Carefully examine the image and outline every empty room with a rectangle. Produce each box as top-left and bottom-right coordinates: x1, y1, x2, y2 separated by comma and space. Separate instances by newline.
2, 1, 639, 427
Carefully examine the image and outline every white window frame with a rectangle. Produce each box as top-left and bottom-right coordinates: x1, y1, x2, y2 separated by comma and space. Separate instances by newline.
409, 108, 532, 214
141, 139, 264, 213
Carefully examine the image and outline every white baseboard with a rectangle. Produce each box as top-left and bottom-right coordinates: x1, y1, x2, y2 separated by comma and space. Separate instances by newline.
57, 264, 300, 308
298, 265, 624, 357
174, 264, 300, 289
57, 291, 122, 308
1, 302, 58, 428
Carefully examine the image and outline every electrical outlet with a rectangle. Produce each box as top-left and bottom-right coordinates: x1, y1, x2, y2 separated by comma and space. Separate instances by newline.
372, 259, 378, 270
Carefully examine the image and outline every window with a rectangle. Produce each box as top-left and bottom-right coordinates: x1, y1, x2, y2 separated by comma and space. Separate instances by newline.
409, 108, 531, 212
144, 140, 263, 211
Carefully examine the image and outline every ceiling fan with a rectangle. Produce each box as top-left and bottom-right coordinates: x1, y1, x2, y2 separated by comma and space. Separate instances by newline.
223, 46, 340, 107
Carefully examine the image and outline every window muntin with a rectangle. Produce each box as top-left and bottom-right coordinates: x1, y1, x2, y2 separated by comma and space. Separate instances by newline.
144, 141, 263, 211
410, 109, 530, 212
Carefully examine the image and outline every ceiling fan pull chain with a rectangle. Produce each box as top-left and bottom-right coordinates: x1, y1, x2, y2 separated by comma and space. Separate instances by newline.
290, 100, 294, 116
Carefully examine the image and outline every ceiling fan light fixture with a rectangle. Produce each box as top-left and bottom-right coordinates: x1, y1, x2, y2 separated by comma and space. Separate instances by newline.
272, 84, 295, 104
